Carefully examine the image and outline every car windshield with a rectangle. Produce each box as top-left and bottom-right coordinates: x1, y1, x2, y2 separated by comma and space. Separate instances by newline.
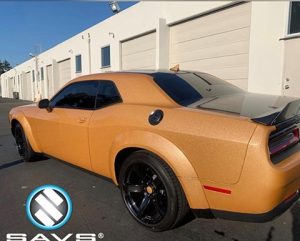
151, 72, 244, 106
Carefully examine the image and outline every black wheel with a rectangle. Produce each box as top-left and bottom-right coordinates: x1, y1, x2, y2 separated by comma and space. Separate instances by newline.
14, 123, 35, 162
119, 150, 189, 231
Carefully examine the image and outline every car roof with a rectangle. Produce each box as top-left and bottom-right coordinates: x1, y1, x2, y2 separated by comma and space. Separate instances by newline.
69, 70, 183, 108
112, 69, 202, 75
72, 70, 204, 81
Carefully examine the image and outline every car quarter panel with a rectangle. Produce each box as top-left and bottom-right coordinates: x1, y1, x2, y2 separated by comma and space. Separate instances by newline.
88, 101, 257, 209
159, 107, 258, 185
88, 103, 209, 209
202, 123, 300, 216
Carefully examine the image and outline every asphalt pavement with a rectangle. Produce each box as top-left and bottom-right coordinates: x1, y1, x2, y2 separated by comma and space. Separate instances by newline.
0, 97, 299, 241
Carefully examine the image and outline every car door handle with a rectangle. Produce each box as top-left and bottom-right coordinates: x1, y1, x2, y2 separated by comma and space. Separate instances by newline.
78, 117, 87, 123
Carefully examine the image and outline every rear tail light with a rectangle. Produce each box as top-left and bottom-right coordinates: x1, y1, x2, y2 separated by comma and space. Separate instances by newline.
269, 127, 300, 156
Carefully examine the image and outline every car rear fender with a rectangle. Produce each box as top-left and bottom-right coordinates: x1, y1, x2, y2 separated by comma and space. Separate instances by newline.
110, 130, 209, 209
11, 113, 41, 153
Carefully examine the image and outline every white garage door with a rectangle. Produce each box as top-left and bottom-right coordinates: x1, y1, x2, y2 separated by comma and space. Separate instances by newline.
58, 58, 71, 89
170, 3, 251, 89
46, 64, 54, 98
121, 32, 156, 70
22, 71, 32, 100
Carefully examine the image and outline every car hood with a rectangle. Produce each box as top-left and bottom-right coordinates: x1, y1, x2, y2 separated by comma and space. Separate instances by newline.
191, 93, 300, 125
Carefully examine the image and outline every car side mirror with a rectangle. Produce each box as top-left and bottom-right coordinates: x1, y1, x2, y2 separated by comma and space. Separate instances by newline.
38, 99, 50, 109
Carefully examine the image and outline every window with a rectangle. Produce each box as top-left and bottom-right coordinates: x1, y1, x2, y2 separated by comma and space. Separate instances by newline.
96, 80, 121, 108
75, 55, 82, 73
40, 67, 44, 81
151, 72, 243, 106
32, 70, 35, 82
101, 46, 110, 68
289, 2, 300, 34
51, 81, 98, 109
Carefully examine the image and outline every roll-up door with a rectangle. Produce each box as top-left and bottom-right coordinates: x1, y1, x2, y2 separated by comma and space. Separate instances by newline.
8, 77, 14, 98
22, 71, 32, 100
58, 58, 71, 88
121, 32, 156, 70
170, 3, 251, 89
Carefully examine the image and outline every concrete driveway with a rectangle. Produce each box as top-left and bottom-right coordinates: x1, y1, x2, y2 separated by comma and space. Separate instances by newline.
0, 98, 299, 241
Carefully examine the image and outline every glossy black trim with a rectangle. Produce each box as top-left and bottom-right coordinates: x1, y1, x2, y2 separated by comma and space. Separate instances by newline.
193, 190, 299, 222
38, 99, 50, 109
251, 112, 281, 126
252, 99, 300, 126
275, 115, 300, 130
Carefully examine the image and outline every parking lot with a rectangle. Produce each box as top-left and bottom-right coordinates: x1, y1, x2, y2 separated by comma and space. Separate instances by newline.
0, 97, 299, 241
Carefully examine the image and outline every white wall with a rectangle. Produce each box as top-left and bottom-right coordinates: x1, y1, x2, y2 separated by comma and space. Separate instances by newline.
2, 1, 235, 100
0, 1, 293, 101
248, 1, 288, 95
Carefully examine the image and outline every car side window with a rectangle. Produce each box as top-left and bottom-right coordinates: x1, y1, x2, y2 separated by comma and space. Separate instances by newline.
96, 81, 122, 108
51, 81, 99, 109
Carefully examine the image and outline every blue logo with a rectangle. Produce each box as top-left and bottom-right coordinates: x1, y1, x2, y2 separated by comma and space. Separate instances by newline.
26, 185, 72, 230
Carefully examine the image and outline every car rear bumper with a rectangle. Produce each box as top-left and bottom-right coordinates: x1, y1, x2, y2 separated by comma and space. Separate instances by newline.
193, 189, 299, 222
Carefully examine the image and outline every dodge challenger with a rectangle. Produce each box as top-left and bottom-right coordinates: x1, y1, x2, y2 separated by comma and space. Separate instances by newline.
9, 70, 300, 231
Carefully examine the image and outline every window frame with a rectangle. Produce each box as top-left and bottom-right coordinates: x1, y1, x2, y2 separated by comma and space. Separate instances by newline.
50, 80, 122, 110
101, 45, 111, 68
287, 2, 300, 37
75, 54, 82, 73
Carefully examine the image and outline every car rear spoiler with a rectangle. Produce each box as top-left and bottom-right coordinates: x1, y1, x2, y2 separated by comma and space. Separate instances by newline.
252, 99, 300, 126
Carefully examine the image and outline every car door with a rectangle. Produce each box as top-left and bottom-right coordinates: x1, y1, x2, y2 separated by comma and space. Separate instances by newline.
89, 80, 123, 177
36, 81, 99, 170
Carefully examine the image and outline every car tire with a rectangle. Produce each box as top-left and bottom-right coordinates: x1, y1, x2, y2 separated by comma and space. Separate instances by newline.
14, 123, 36, 162
119, 150, 189, 231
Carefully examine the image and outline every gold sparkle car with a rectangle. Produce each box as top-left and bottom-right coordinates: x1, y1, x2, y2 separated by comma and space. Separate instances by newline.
9, 70, 300, 231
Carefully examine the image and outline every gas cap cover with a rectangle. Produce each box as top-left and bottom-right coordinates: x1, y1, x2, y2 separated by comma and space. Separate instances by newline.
149, 109, 164, 125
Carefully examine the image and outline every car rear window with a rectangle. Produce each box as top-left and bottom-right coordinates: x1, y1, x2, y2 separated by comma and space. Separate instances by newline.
151, 73, 202, 106
151, 72, 243, 106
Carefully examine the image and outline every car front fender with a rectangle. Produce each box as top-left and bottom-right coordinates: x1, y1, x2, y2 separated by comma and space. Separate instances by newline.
10, 111, 42, 153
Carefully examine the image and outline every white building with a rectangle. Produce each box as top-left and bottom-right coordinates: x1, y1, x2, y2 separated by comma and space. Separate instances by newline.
1, 1, 300, 101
